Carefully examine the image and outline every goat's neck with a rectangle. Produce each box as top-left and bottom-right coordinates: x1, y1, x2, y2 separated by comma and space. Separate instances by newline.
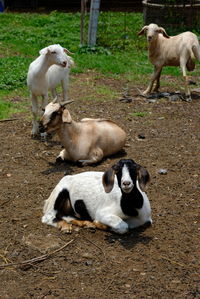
36, 55, 53, 74
148, 38, 162, 59
58, 121, 80, 147
120, 184, 143, 216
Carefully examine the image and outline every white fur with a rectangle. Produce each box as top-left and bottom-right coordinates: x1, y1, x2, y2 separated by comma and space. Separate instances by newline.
27, 44, 73, 136
42, 160, 152, 234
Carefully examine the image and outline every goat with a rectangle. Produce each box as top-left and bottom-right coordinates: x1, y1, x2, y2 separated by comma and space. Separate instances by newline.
27, 44, 73, 137
40, 101, 127, 165
138, 23, 200, 101
42, 159, 152, 234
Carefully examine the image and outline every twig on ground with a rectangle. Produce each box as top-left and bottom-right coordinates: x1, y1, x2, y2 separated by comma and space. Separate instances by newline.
0, 239, 74, 269
0, 118, 19, 122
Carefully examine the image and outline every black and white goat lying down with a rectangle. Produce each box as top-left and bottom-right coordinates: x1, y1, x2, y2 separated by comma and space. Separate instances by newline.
42, 159, 152, 234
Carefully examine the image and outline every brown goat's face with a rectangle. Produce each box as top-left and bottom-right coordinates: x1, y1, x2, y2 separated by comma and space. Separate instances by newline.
41, 102, 62, 133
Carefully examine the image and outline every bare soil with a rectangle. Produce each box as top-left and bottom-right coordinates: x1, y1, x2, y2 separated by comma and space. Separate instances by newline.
0, 73, 200, 298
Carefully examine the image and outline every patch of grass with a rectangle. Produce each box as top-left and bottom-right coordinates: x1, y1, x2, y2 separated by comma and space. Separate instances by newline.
0, 11, 200, 119
130, 111, 150, 117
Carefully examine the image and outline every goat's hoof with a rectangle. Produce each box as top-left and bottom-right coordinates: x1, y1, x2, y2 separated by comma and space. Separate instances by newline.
184, 96, 192, 102
56, 156, 64, 164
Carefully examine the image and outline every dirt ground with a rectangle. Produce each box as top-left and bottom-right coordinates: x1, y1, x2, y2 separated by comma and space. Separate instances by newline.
0, 73, 200, 298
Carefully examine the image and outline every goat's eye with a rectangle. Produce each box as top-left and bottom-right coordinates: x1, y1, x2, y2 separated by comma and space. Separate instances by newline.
50, 111, 58, 120
51, 51, 56, 54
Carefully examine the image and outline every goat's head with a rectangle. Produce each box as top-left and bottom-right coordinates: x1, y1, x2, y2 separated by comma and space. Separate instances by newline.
39, 44, 73, 68
102, 159, 150, 194
138, 23, 169, 42
40, 100, 73, 133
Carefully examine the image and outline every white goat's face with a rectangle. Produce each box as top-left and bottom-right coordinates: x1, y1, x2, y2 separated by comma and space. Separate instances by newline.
40, 44, 68, 67
120, 164, 134, 193
138, 23, 169, 42
41, 102, 61, 133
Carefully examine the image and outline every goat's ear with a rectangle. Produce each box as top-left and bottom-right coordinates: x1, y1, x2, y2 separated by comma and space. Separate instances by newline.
62, 109, 72, 123
138, 26, 148, 36
158, 27, 170, 38
137, 165, 150, 192
102, 167, 117, 193
64, 48, 74, 55
39, 47, 49, 55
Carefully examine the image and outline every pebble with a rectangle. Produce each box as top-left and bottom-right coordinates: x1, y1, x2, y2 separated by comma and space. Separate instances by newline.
158, 168, 168, 175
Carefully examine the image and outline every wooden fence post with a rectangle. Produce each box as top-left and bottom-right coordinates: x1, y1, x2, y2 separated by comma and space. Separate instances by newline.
88, 0, 101, 46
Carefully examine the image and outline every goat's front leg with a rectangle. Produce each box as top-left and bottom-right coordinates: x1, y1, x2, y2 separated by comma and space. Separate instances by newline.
153, 67, 162, 92
180, 59, 192, 101
143, 66, 162, 95
61, 78, 69, 101
56, 149, 71, 162
31, 94, 40, 137
79, 148, 104, 165
95, 213, 129, 234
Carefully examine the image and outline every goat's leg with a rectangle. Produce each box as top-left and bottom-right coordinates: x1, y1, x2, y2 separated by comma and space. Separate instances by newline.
31, 94, 40, 137
180, 59, 192, 101
56, 149, 71, 162
70, 219, 108, 230
152, 67, 162, 92
95, 213, 129, 234
41, 94, 48, 114
79, 148, 104, 165
61, 78, 69, 101
143, 66, 162, 95
50, 88, 58, 101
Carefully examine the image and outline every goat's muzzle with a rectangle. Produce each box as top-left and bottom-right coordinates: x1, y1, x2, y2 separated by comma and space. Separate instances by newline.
39, 121, 46, 134
61, 61, 67, 67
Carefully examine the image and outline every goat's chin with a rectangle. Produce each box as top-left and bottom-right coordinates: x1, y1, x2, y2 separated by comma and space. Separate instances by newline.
122, 186, 133, 194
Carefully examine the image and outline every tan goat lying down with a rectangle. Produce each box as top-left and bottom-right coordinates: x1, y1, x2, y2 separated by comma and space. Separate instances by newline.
41, 101, 126, 165
138, 23, 200, 101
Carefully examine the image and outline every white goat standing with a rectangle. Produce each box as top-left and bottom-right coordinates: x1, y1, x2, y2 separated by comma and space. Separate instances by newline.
42, 159, 152, 234
138, 23, 200, 101
41, 101, 127, 165
27, 44, 73, 137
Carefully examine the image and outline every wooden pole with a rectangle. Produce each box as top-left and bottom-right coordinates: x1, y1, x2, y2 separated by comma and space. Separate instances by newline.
88, 0, 101, 47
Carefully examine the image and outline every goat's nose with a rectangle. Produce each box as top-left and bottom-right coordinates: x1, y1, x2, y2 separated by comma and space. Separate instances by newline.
147, 36, 152, 41
62, 61, 67, 67
123, 181, 131, 186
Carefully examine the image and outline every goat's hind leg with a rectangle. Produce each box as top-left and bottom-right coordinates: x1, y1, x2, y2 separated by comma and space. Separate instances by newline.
180, 57, 192, 101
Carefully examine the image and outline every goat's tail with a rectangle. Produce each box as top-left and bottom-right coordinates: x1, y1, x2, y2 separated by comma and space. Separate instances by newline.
192, 44, 200, 62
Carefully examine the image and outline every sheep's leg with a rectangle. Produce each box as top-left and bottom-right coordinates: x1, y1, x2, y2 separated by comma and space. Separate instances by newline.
153, 67, 162, 92
180, 59, 192, 101
61, 78, 69, 101
31, 94, 40, 137
143, 66, 162, 95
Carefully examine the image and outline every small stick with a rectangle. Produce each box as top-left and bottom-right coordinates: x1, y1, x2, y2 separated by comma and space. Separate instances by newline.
0, 118, 19, 122
0, 239, 74, 269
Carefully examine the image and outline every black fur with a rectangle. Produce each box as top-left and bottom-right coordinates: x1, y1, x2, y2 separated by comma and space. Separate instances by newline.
114, 159, 144, 216
54, 188, 75, 221
74, 200, 92, 221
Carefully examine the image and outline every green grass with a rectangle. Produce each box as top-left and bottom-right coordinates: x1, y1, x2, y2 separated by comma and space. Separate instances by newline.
0, 11, 200, 119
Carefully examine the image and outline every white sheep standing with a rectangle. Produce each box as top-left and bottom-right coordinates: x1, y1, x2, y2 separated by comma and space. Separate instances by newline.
27, 44, 74, 137
42, 159, 152, 234
138, 23, 200, 101
40, 101, 127, 165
